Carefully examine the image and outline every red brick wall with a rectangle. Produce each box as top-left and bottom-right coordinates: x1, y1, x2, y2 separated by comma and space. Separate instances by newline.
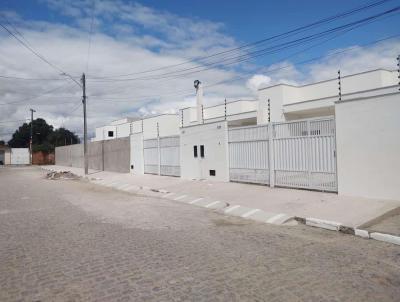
32, 151, 55, 165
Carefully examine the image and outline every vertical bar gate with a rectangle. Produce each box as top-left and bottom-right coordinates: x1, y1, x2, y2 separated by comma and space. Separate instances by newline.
143, 136, 181, 176
228, 117, 337, 192
228, 124, 270, 184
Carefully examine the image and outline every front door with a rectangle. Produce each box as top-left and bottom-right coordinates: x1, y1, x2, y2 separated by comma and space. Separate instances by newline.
193, 144, 206, 180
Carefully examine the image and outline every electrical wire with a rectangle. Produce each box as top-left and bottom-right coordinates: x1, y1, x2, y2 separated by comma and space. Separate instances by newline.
0, 82, 77, 106
88, 0, 393, 79
85, 0, 96, 73
84, 33, 400, 104
0, 21, 82, 87
0, 119, 28, 124
88, 6, 400, 82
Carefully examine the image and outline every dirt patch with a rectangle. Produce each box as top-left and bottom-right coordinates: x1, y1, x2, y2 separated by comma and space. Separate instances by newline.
46, 171, 80, 180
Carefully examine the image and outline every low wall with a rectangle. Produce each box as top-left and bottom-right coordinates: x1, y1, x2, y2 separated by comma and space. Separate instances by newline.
335, 92, 400, 200
33, 151, 55, 165
55, 137, 130, 173
10, 148, 30, 165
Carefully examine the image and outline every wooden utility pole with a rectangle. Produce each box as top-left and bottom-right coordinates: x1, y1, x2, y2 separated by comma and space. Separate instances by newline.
81, 73, 88, 175
29, 108, 36, 165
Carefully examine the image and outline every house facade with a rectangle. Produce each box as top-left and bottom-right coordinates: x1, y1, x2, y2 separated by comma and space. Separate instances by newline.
57, 68, 400, 201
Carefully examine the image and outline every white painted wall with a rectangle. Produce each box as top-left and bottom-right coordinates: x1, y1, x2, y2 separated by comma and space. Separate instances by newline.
180, 121, 229, 181
10, 148, 30, 165
94, 127, 104, 141
258, 85, 286, 122
258, 69, 398, 122
110, 118, 134, 125
182, 100, 257, 126
116, 123, 131, 138
335, 92, 400, 201
142, 114, 180, 139
131, 120, 143, 134
130, 132, 144, 175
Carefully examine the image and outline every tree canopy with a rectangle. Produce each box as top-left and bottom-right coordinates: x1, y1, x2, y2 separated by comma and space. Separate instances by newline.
7, 118, 79, 152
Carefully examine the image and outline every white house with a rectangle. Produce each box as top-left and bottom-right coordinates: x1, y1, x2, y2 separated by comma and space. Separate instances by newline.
258, 68, 398, 122
92, 114, 180, 142
86, 68, 400, 201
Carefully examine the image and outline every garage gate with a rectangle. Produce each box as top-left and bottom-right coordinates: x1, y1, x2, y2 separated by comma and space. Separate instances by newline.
228, 117, 337, 192
143, 135, 180, 177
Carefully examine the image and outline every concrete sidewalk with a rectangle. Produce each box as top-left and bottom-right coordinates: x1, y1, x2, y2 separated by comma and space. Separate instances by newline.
43, 165, 400, 228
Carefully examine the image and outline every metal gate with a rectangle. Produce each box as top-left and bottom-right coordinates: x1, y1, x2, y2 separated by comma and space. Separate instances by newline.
228, 125, 270, 184
143, 138, 159, 174
160, 136, 180, 177
273, 118, 336, 191
228, 117, 337, 192
143, 136, 180, 176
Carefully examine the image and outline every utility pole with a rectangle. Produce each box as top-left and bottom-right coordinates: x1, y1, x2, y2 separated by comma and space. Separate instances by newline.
81, 73, 88, 175
29, 108, 36, 165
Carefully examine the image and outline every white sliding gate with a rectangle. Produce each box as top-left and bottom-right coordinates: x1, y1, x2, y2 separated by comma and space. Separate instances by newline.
228, 125, 270, 184
143, 136, 180, 176
143, 138, 159, 174
228, 117, 337, 192
160, 136, 180, 177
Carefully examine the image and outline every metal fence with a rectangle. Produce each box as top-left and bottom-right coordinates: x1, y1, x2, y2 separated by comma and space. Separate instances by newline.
228, 125, 270, 184
228, 117, 337, 192
143, 138, 159, 174
143, 135, 180, 176
160, 136, 180, 177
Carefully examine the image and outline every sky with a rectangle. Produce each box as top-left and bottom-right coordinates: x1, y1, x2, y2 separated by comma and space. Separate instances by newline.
0, 0, 400, 140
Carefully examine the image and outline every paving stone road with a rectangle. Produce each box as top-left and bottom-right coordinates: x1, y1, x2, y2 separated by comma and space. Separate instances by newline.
0, 166, 400, 302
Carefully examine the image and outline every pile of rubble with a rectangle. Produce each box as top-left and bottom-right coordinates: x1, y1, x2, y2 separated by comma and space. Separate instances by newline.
46, 171, 80, 180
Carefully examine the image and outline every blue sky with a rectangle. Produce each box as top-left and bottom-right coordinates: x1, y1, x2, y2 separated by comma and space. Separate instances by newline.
3, 0, 399, 64
0, 0, 400, 139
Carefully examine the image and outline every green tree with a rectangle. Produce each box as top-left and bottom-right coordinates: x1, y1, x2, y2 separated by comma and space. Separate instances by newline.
7, 119, 79, 152
47, 127, 79, 147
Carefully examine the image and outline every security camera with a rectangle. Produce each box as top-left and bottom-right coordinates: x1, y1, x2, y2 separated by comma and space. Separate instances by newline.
194, 80, 201, 89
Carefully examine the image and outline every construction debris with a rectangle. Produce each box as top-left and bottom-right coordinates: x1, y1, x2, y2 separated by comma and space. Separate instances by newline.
46, 171, 80, 180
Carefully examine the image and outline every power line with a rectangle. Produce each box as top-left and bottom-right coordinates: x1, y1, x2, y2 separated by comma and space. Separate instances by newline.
0, 82, 76, 106
84, 33, 400, 103
86, 0, 96, 73
0, 21, 82, 88
0, 75, 68, 81
88, 0, 393, 79
88, 6, 400, 82
0, 119, 28, 124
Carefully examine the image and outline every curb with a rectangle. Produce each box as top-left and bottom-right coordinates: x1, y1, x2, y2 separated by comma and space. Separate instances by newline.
298, 217, 400, 246
41, 167, 400, 246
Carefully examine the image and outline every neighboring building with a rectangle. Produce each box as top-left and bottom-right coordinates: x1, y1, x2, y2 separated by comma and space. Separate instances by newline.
68, 68, 399, 201
0, 145, 11, 165
92, 114, 180, 142
0, 146, 29, 165
258, 69, 398, 122
92, 117, 137, 141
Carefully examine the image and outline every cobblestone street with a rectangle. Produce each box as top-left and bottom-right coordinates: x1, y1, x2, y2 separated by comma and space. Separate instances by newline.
1, 167, 399, 302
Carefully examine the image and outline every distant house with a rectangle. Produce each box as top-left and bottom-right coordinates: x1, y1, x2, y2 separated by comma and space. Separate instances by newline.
0, 146, 29, 165
0, 145, 11, 165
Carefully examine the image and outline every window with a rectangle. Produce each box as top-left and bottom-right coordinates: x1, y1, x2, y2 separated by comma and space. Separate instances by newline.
200, 145, 205, 158
108, 131, 114, 137
209, 170, 216, 176
193, 146, 198, 158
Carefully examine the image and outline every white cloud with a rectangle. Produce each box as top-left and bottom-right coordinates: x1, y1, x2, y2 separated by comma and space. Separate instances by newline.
1, 2, 400, 142
246, 74, 271, 93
